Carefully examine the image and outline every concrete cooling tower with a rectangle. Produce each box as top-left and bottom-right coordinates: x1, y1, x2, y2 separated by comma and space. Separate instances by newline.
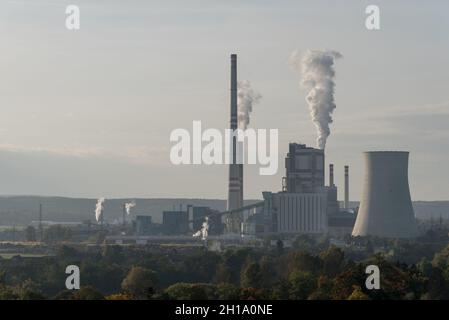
352, 151, 418, 238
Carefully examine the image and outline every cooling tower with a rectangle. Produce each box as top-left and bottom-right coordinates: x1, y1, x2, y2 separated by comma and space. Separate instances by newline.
352, 151, 418, 238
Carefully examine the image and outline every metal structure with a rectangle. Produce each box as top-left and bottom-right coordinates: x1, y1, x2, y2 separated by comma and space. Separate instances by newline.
352, 151, 418, 238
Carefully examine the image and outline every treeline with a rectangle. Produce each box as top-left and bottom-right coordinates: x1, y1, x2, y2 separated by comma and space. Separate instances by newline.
1, 237, 449, 300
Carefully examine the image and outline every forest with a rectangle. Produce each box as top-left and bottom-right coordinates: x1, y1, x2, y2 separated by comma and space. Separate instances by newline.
1, 231, 449, 300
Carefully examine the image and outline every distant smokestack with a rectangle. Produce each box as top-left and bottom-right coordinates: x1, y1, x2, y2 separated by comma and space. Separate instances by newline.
122, 204, 126, 226
329, 164, 334, 186
227, 54, 244, 233
227, 54, 243, 211
39, 203, 43, 242
344, 165, 349, 209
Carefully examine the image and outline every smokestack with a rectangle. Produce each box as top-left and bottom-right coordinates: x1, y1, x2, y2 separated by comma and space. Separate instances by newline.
344, 165, 349, 209
122, 203, 126, 227
227, 54, 244, 233
227, 54, 243, 210
39, 203, 43, 242
329, 164, 334, 186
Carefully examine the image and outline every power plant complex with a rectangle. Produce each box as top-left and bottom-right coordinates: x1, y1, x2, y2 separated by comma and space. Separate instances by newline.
220, 54, 418, 240
102, 53, 419, 245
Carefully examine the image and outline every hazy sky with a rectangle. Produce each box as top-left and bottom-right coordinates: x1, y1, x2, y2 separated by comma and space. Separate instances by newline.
0, 0, 448, 201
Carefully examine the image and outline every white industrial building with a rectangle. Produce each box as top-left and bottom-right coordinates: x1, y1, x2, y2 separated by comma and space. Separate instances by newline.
270, 191, 328, 234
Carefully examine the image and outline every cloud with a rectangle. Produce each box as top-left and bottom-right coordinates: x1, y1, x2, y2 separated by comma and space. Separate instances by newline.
336, 101, 449, 138
0, 143, 169, 165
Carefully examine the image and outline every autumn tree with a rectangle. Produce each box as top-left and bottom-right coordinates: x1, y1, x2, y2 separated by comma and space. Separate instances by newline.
121, 266, 157, 299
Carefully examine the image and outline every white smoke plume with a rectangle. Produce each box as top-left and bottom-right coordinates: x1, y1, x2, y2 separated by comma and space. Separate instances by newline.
237, 80, 262, 130
193, 216, 209, 241
125, 201, 136, 215
95, 197, 105, 222
289, 49, 342, 149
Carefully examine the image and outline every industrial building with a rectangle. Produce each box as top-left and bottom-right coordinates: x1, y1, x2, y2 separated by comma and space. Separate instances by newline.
283, 143, 325, 193
191, 206, 224, 235
135, 215, 153, 236
229, 142, 355, 237
352, 151, 418, 238
162, 210, 189, 235
258, 143, 338, 235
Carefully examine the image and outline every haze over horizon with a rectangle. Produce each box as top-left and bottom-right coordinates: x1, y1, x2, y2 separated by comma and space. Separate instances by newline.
0, 0, 448, 201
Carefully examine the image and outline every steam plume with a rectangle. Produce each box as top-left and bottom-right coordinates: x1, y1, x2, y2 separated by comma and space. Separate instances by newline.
290, 49, 342, 149
237, 80, 262, 130
125, 201, 136, 215
95, 197, 105, 222
193, 217, 209, 241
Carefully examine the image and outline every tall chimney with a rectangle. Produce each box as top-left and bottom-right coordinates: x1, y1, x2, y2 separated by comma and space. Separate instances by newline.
344, 165, 349, 209
122, 203, 126, 227
39, 203, 43, 242
329, 164, 334, 186
227, 54, 243, 231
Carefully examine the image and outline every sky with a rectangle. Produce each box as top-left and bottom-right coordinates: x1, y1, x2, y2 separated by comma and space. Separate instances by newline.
0, 0, 448, 201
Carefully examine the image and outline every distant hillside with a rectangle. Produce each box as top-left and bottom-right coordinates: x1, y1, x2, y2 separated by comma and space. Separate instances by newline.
412, 201, 449, 220
343, 201, 449, 220
0, 196, 261, 226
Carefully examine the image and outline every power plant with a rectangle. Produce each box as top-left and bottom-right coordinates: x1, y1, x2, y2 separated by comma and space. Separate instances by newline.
99, 54, 418, 245
352, 151, 418, 238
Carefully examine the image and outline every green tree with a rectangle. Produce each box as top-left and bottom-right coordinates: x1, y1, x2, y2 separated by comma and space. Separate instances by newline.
72, 286, 104, 300
308, 275, 333, 300
427, 268, 449, 299
288, 271, 316, 300
0, 285, 17, 300
165, 283, 216, 300
13, 279, 46, 300
417, 257, 433, 277
319, 246, 345, 277
241, 262, 263, 288
331, 265, 365, 300
288, 251, 322, 275
259, 256, 277, 288
432, 244, 449, 270
216, 283, 240, 300
121, 266, 157, 299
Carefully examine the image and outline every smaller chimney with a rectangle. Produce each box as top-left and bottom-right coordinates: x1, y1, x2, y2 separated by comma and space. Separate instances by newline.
344, 165, 349, 209
39, 203, 43, 242
329, 164, 334, 186
122, 203, 126, 227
